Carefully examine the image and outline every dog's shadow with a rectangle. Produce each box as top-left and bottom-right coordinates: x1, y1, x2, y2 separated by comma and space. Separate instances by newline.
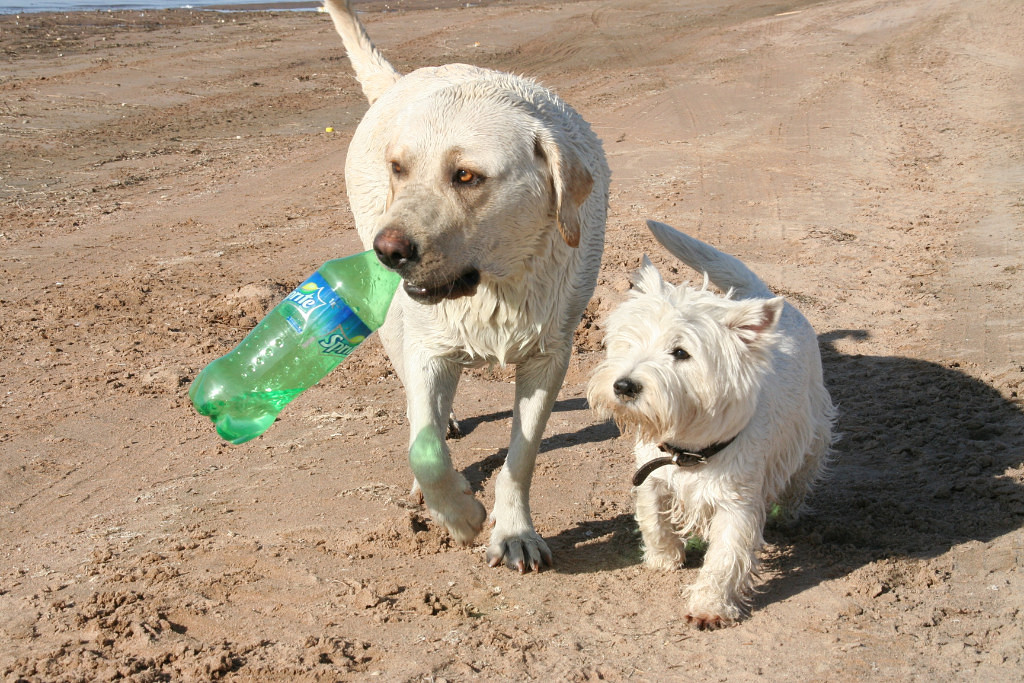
456, 397, 639, 572
457, 397, 620, 488
458, 331, 1024, 584
755, 329, 1024, 608
455, 397, 610, 449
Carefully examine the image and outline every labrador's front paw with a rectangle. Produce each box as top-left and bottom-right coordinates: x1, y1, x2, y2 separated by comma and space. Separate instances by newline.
420, 471, 486, 545
486, 524, 553, 573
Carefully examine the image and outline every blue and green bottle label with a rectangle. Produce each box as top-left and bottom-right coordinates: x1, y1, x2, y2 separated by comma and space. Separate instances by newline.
283, 272, 370, 357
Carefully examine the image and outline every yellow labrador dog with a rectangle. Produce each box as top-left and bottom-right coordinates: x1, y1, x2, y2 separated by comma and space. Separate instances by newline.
324, 0, 609, 572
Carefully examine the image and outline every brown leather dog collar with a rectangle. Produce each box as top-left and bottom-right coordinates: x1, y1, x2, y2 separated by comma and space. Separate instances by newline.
631, 439, 735, 487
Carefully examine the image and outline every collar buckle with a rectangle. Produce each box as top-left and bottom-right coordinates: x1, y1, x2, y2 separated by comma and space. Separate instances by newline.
630, 437, 735, 487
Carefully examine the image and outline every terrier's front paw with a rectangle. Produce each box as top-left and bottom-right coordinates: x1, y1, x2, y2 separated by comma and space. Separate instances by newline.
641, 538, 686, 571
486, 526, 553, 573
684, 611, 734, 630
643, 551, 685, 571
685, 586, 742, 630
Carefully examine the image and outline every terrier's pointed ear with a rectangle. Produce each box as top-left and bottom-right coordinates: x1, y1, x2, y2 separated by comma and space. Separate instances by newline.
631, 256, 665, 294
726, 297, 784, 346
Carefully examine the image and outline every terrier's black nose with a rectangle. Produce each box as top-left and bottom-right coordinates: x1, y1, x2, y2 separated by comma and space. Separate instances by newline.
373, 228, 419, 270
613, 377, 642, 399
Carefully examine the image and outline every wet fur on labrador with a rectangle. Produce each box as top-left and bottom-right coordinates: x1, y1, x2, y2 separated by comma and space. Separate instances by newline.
324, 0, 609, 571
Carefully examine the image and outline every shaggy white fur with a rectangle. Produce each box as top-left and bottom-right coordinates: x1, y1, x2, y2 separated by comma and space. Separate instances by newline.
588, 219, 837, 628
324, 0, 609, 572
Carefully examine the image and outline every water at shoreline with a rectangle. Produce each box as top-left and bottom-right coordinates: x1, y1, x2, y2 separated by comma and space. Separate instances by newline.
0, 0, 322, 13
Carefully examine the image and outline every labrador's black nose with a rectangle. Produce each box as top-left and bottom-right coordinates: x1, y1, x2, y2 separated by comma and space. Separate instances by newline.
373, 229, 419, 270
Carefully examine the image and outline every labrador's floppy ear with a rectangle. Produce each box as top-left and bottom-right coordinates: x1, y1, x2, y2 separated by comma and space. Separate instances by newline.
535, 130, 594, 247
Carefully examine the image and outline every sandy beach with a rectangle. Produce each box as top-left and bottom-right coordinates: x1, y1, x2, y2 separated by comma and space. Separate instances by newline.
2, 0, 1022, 679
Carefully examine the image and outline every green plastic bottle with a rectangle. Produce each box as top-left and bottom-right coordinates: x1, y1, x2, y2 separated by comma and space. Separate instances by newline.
189, 250, 401, 444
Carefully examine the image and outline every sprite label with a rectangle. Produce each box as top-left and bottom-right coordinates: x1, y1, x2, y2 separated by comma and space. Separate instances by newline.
283, 271, 371, 357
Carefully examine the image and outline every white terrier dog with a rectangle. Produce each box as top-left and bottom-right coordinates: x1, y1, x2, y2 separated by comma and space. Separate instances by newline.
588, 220, 836, 629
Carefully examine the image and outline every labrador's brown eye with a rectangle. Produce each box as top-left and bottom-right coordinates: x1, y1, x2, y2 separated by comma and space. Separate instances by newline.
390, 161, 402, 175
454, 169, 477, 184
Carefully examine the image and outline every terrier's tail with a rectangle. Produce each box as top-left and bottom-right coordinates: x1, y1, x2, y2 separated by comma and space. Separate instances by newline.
323, 0, 401, 104
646, 219, 773, 299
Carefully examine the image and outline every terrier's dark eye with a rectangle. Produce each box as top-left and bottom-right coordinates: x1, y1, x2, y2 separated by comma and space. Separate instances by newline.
671, 348, 691, 361
390, 161, 402, 175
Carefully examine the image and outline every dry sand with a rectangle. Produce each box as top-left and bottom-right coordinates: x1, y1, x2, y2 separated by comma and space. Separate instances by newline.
2, 0, 1023, 679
